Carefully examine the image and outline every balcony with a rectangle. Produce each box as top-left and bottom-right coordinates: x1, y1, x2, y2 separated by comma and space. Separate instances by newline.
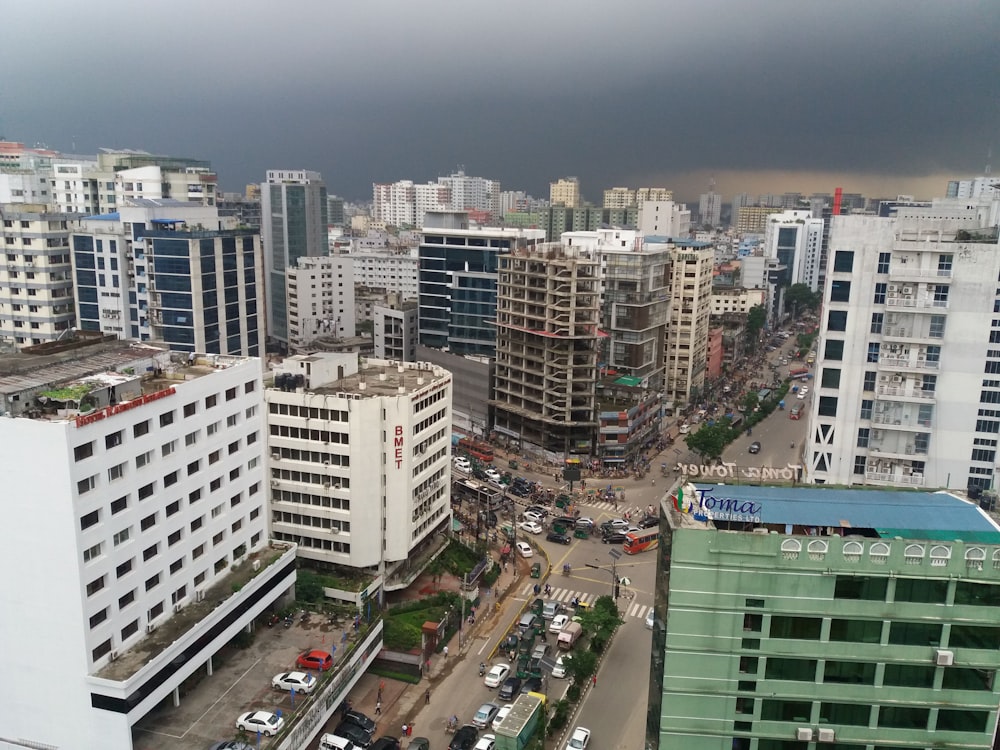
882, 327, 942, 343
888, 266, 953, 281
871, 413, 933, 430
865, 471, 926, 487
876, 384, 936, 401
885, 295, 949, 310
876, 356, 939, 371
868, 440, 928, 459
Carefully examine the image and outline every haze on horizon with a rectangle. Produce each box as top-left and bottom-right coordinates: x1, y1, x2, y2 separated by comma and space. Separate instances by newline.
1, 0, 998, 204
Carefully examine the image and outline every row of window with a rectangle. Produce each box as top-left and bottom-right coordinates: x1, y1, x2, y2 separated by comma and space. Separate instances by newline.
764, 615, 999, 649
750, 655, 993, 691
754, 699, 986, 732
267, 402, 348, 421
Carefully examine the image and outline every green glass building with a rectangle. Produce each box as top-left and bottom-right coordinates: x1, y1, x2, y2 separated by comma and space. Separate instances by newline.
649, 484, 1000, 750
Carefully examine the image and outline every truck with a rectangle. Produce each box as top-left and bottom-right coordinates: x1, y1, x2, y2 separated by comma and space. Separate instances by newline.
557, 621, 583, 650
494, 693, 542, 750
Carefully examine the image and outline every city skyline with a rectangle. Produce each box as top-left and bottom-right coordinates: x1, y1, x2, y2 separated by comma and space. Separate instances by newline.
2, 1, 998, 203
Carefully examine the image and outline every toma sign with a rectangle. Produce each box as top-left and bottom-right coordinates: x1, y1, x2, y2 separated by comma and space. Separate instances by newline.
690, 486, 762, 523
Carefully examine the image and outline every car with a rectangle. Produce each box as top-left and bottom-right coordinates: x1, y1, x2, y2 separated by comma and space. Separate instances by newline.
449, 725, 479, 750
319, 735, 356, 750
602, 532, 627, 545
271, 670, 317, 694
549, 614, 569, 632
800, 386, 810, 394
796, 391, 807, 400
210, 743, 253, 750
408, 740, 430, 750
600, 518, 629, 532
488, 476, 504, 488
515, 541, 533, 558
510, 484, 531, 497
519, 521, 543, 535
522, 510, 545, 524
517, 612, 538, 635
236, 711, 285, 737
472, 702, 500, 729
454, 456, 471, 473
484, 663, 511, 688
343, 710, 377, 735
335, 722, 373, 748
484, 468, 501, 482
646, 609, 655, 630
546, 531, 571, 544
524, 504, 547, 518
542, 600, 562, 619
492, 704, 514, 731
369, 739, 401, 750
520, 676, 543, 694
498, 676, 522, 700
551, 654, 567, 678
296, 649, 333, 671
574, 517, 595, 529
552, 515, 576, 528
472, 467, 488, 480
474, 735, 497, 750
566, 727, 591, 750
530, 643, 551, 664
638, 515, 659, 529
748, 441, 761, 454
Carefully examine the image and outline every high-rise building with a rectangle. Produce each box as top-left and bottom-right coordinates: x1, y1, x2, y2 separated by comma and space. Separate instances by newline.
0, 204, 75, 348
491, 242, 601, 456
638, 200, 691, 237
417, 212, 544, 357
603, 187, 635, 209
266, 353, 452, 590
549, 177, 581, 208
663, 241, 714, 409
72, 200, 265, 356
373, 300, 418, 361
947, 176, 1000, 200
650, 481, 1000, 750
735, 205, 780, 235
763, 210, 825, 296
698, 190, 722, 227
285, 255, 355, 352
261, 170, 328, 345
0, 340, 289, 750
372, 180, 452, 229
438, 170, 500, 219
808, 209, 1000, 490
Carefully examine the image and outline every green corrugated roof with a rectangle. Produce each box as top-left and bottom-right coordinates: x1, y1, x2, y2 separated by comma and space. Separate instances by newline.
613, 376, 643, 387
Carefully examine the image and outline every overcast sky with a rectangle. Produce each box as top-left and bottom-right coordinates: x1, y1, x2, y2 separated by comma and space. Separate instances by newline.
2, 0, 998, 203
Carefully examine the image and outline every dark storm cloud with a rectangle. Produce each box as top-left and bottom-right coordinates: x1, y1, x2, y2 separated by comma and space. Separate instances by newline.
2, 0, 997, 202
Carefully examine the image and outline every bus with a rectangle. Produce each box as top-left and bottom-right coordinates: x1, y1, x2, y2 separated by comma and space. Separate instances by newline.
623, 529, 659, 555
458, 437, 494, 463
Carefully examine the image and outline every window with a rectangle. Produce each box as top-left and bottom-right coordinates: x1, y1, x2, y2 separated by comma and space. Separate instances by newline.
824, 339, 844, 361
111, 496, 128, 515
138, 482, 154, 500
205, 394, 217, 409
972, 448, 996, 462
169, 557, 184, 574
895, 578, 947, 603
949, 625, 1000, 650
829, 280, 851, 302
229, 467, 240, 481
761, 700, 812, 722
883, 663, 934, 687
136, 450, 153, 469
827, 310, 847, 331
247, 430, 258, 444
823, 661, 875, 685
770, 616, 822, 639
84, 543, 103, 563
189, 488, 202, 504
145, 573, 161, 591
877, 252, 890, 274
80, 509, 100, 530
857, 428, 870, 448
245, 380, 256, 394
74, 441, 94, 461
829, 618, 881, 643
86, 576, 106, 597
835, 577, 887, 600
108, 462, 125, 481
207, 421, 219, 436
869, 312, 883, 334
213, 531, 225, 546
764, 658, 816, 681
92, 639, 113, 662
142, 543, 159, 562
820, 702, 870, 726
185, 431, 198, 447
209, 450, 220, 465
833, 250, 854, 273
163, 470, 178, 487
159, 411, 174, 427
118, 589, 136, 609
818, 368, 839, 389
954, 581, 1000, 607
230, 493, 242, 507
113, 527, 130, 546
133, 420, 150, 438
878, 707, 928, 730
929, 314, 946, 339
937, 710, 988, 733
888, 621, 941, 646
192, 542, 205, 558
78, 475, 96, 494
211, 503, 223, 519
872, 282, 887, 305
161, 440, 176, 457
149, 601, 164, 621
115, 558, 133, 578
121, 619, 139, 640
183, 402, 197, 417
860, 399, 873, 420
818, 396, 838, 417
226, 386, 237, 401
227, 413, 238, 427
105, 430, 123, 449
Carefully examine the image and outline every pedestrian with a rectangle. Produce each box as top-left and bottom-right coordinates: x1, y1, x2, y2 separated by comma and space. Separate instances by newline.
377, 688, 382, 702
407, 724, 414, 737
443, 645, 449, 658
494, 586, 499, 598
592, 674, 597, 687
425, 688, 431, 704
375, 700, 382, 716
402, 723, 408, 736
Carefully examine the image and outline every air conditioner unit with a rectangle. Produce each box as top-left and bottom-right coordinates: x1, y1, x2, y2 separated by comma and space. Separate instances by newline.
271, 453, 281, 461
322, 459, 330, 466
270, 479, 280, 487
888, 284, 899, 292
902, 286, 913, 294
880, 374, 891, 382
796, 729, 814, 742
935, 649, 954, 666
109, 650, 120, 661
195, 589, 205, 602
146, 623, 156, 634
872, 430, 883, 439
251, 559, 261, 572
817, 729, 836, 743
323, 481, 331, 489
892, 376, 903, 383
173, 603, 183, 613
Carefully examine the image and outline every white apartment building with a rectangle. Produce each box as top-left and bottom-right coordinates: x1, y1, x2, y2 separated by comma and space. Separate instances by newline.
438, 170, 500, 218
266, 354, 452, 592
372, 180, 451, 229
698, 190, 722, 227
374, 300, 418, 362
763, 209, 825, 293
662, 241, 714, 408
710, 287, 766, 315
0, 168, 51, 204
286, 255, 357, 351
808, 211, 1000, 491
345, 246, 419, 298
947, 176, 1000, 200
0, 341, 289, 750
638, 200, 691, 237
0, 204, 76, 348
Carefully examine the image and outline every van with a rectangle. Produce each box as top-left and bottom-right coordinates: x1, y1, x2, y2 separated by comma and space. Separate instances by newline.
557, 621, 583, 650
320, 735, 356, 750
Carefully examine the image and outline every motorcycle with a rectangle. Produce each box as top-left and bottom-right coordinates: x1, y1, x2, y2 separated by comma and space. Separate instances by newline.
283, 614, 294, 629
562, 564, 572, 577
266, 612, 280, 628
479, 662, 486, 677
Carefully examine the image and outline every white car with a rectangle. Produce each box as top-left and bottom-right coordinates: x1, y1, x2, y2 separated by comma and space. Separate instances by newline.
454, 457, 471, 473
523, 510, 545, 524
549, 614, 569, 633
484, 663, 511, 688
645, 609, 655, 630
796, 392, 807, 400
516, 541, 533, 558
271, 670, 317, 694
474, 735, 497, 750
237, 711, 285, 736
492, 704, 513, 731
800, 386, 810, 395
484, 468, 502, 482
519, 521, 543, 535
551, 654, 567, 678
566, 727, 591, 750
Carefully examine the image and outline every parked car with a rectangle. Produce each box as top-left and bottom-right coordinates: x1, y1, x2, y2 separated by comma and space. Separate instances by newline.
748, 441, 761, 454
566, 727, 591, 750
524, 504, 547, 517
637, 515, 659, 529
510, 484, 531, 497
472, 702, 500, 729
319, 735, 356, 750
546, 531, 571, 545
530, 644, 551, 665
271, 671, 317, 694
600, 519, 629, 533
551, 654, 567, 678
449, 725, 479, 750
549, 614, 569, 633
646, 609, 655, 630
574, 517, 595, 530
236, 711, 284, 737
517, 612, 538, 635
602, 532, 627, 545
211, 742, 253, 750
343, 710, 377, 735
453, 456, 471, 473
519, 676, 544, 694
484, 663, 510, 688
519, 520, 543, 535
335, 722, 373, 748
522, 510, 545, 524
492, 704, 514, 731
296, 649, 333, 671
484, 468, 502, 482
498, 676, 522, 701
515, 541, 533, 558
369, 739, 401, 750
473, 736, 496, 750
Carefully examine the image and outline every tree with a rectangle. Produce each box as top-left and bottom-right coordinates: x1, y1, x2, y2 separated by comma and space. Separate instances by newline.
784, 283, 821, 315
685, 422, 731, 461
746, 304, 766, 345
561, 649, 598, 687
742, 391, 759, 413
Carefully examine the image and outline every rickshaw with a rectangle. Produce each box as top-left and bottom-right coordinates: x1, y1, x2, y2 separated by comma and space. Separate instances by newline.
531, 598, 545, 617
551, 522, 568, 536
555, 494, 571, 509
574, 526, 589, 540
509, 459, 518, 470
530, 562, 541, 578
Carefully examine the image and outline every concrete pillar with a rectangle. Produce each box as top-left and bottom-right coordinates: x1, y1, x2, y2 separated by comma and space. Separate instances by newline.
207, 656, 213, 676
172, 686, 180, 707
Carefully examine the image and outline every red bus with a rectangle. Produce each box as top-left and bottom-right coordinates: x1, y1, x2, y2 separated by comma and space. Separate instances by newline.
458, 438, 494, 463
623, 529, 659, 555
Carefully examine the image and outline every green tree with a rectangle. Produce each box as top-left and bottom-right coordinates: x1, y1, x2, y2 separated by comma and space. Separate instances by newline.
784, 283, 821, 314
685, 422, 730, 461
561, 649, 598, 687
295, 569, 324, 605
746, 304, 766, 345
742, 391, 759, 413
427, 558, 446, 592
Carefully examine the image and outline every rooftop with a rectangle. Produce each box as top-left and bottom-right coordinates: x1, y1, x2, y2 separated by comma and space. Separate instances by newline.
680, 483, 1000, 543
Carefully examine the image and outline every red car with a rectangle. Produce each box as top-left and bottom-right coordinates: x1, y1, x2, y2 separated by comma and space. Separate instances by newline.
296, 649, 333, 671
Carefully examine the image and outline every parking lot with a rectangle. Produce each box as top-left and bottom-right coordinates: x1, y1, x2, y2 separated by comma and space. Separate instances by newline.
133, 616, 353, 750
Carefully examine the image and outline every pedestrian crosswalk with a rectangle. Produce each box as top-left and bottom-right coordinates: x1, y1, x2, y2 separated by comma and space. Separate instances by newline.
517, 583, 651, 621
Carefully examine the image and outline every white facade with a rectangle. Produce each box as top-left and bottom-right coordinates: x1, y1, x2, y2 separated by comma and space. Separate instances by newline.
372, 180, 452, 229
286, 255, 357, 351
763, 209, 825, 292
711, 287, 766, 315
662, 242, 714, 408
698, 190, 722, 227
947, 176, 1000, 200
438, 170, 500, 218
0, 345, 284, 750
808, 213, 1000, 491
374, 302, 418, 361
266, 355, 452, 584
345, 246, 419, 297
0, 168, 51, 204
0, 205, 76, 348
638, 200, 691, 237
